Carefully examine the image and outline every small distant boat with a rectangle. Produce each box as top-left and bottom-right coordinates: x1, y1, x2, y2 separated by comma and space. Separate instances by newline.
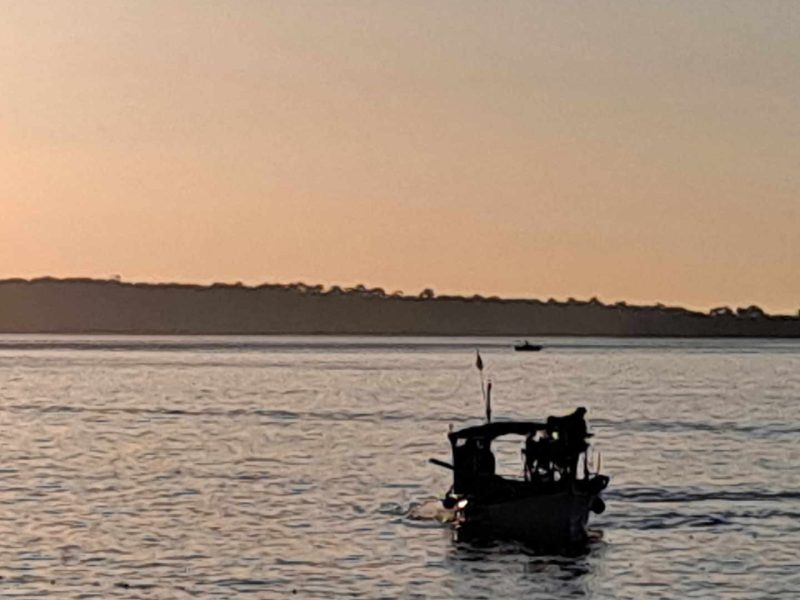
514, 340, 543, 352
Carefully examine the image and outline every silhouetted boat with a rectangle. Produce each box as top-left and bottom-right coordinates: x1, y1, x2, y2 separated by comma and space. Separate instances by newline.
514, 340, 543, 352
430, 407, 609, 548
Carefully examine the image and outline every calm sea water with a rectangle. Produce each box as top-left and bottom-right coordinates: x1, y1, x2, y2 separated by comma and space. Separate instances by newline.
0, 335, 798, 598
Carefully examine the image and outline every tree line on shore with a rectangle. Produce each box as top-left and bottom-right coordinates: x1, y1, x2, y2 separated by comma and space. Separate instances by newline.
0, 277, 796, 336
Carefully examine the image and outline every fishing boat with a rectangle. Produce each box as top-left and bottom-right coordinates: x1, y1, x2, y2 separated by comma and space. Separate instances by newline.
429, 354, 608, 547
514, 340, 543, 352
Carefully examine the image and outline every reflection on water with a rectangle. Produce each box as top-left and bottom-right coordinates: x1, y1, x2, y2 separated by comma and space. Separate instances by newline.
0, 335, 798, 598
443, 538, 605, 598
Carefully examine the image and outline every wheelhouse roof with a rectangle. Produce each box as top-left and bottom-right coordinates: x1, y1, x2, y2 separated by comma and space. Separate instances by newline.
448, 421, 546, 443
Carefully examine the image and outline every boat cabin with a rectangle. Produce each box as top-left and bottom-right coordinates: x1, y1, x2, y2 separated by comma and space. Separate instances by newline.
447, 407, 591, 500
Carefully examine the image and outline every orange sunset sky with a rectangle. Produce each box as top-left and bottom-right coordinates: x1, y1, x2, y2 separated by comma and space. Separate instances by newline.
1, 2, 798, 313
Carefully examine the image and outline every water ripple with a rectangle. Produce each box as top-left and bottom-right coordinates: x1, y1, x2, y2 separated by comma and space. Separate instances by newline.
0, 335, 798, 598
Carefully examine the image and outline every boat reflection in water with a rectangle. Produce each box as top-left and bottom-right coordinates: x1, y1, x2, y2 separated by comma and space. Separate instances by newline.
431, 407, 608, 551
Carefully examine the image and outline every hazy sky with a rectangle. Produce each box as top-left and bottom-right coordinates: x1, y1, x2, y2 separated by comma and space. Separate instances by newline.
2, 1, 798, 312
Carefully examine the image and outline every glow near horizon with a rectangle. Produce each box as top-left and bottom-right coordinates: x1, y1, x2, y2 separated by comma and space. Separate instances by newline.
1, 2, 798, 313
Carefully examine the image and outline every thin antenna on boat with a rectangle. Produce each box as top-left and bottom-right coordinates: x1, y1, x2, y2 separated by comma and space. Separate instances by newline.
475, 350, 492, 422
475, 349, 486, 404
486, 379, 492, 423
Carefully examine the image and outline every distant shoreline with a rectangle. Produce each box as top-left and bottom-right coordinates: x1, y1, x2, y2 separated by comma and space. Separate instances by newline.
3, 331, 800, 340
1, 277, 798, 337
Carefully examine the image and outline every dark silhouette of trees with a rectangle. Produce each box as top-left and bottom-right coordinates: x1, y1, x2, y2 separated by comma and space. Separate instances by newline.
347, 284, 368, 294
419, 288, 435, 299
1, 277, 798, 336
737, 305, 765, 319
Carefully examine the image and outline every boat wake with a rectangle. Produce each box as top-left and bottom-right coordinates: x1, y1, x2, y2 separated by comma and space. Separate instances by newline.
607, 485, 800, 504
406, 499, 457, 523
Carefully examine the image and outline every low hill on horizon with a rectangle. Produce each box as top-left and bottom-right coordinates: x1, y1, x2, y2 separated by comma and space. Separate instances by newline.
1, 277, 798, 337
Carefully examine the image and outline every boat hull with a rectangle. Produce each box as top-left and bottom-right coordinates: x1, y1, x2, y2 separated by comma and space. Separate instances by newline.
456, 490, 597, 546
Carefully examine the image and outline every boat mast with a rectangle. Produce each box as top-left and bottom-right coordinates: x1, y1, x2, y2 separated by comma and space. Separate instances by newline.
475, 350, 491, 423
486, 380, 492, 423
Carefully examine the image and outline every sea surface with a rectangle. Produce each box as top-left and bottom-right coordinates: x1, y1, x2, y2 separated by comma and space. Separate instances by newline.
0, 335, 798, 599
